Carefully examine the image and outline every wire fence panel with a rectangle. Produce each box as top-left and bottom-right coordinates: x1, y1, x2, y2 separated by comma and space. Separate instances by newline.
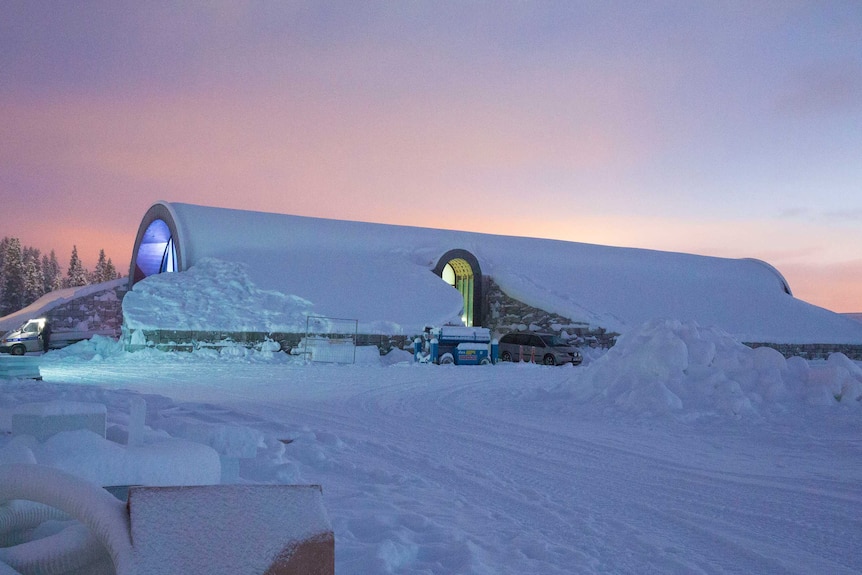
303, 316, 358, 364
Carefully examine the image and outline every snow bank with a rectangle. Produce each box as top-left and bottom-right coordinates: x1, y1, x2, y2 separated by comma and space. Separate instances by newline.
122, 258, 315, 332
0, 428, 221, 487
37, 431, 222, 487
569, 319, 862, 419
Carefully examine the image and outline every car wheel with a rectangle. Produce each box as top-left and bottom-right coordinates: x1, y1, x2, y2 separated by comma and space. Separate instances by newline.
10, 344, 26, 356
501, 351, 512, 362
543, 354, 556, 366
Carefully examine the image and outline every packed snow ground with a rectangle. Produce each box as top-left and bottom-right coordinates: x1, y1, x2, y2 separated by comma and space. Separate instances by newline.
2, 320, 861, 574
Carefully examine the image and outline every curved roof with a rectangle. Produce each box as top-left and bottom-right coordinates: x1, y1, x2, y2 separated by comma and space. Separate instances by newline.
127, 201, 862, 343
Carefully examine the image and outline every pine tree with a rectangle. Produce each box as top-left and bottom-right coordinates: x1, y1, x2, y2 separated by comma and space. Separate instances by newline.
65, 245, 89, 288
41, 250, 63, 294
0, 237, 8, 313
1, 238, 26, 315
92, 249, 108, 283
90, 249, 122, 283
22, 247, 44, 306
105, 257, 119, 281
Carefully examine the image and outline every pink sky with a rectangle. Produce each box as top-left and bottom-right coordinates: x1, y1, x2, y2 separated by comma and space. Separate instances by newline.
2, 2, 860, 312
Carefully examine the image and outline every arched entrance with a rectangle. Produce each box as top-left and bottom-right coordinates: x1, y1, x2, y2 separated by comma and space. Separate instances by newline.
129, 202, 183, 287
433, 249, 483, 327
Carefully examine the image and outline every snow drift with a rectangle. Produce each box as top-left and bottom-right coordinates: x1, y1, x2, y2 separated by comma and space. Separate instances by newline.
567, 319, 862, 418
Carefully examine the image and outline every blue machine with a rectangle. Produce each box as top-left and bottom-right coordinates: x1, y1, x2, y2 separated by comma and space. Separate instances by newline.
416, 326, 496, 365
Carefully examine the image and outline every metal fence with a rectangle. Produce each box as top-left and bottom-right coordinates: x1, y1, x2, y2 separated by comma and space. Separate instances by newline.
302, 316, 359, 364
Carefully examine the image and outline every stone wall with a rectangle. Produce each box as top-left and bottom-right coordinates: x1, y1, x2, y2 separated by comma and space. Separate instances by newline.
484, 278, 618, 348
746, 342, 862, 361
123, 328, 412, 355
44, 283, 127, 343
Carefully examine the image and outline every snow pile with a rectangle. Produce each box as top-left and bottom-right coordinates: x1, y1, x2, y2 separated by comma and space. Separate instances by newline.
0, 429, 222, 487
122, 255, 465, 337
122, 258, 315, 332
570, 319, 862, 418
42, 334, 128, 361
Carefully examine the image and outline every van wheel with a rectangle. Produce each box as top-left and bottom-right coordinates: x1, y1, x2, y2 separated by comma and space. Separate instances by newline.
10, 344, 26, 356
501, 351, 512, 362
543, 354, 556, 366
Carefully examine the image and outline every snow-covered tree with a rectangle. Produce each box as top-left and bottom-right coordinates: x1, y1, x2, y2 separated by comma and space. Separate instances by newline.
92, 249, 108, 284
0, 237, 8, 311
22, 247, 44, 307
65, 245, 89, 288
105, 257, 119, 280
91, 249, 122, 283
41, 250, 63, 294
1, 238, 26, 315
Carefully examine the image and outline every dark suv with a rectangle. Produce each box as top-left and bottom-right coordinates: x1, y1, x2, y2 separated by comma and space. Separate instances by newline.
498, 333, 583, 366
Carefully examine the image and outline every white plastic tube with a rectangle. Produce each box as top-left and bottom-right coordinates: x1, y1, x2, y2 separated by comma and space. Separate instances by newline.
0, 523, 106, 575
0, 464, 134, 575
0, 500, 70, 546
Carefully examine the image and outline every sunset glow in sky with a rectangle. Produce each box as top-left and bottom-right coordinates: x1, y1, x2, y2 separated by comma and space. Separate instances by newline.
2, 2, 860, 312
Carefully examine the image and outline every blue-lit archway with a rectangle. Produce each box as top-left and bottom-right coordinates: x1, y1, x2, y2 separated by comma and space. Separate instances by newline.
129, 203, 183, 287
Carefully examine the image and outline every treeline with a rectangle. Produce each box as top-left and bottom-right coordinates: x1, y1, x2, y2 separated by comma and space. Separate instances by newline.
0, 237, 124, 317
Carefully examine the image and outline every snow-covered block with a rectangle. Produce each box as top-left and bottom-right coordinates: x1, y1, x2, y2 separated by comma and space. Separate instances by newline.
39, 431, 222, 487
12, 401, 106, 442
0, 356, 41, 380
129, 484, 334, 575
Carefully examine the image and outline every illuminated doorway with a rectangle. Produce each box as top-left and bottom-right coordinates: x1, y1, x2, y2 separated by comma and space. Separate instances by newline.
130, 203, 182, 287
433, 249, 483, 327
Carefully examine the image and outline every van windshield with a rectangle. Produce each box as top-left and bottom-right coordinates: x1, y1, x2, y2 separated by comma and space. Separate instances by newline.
542, 335, 569, 347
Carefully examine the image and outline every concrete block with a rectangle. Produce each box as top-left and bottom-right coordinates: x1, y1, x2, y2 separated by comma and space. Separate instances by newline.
129, 484, 334, 575
12, 401, 106, 442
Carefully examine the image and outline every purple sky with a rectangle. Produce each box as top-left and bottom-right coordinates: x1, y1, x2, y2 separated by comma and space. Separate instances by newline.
2, 2, 860, 311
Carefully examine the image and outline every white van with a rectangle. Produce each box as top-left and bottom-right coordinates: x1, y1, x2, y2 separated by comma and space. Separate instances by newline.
0, 318, 48, 355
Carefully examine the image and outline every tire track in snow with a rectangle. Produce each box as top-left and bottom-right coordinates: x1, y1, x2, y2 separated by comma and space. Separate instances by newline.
36, 359, 862, 574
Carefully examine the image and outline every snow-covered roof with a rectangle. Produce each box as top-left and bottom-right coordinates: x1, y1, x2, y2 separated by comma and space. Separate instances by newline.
125, 201, 862, 344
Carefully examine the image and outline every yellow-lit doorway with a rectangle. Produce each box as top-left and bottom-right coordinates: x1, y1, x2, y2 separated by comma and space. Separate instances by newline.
441, 258, 475, 326
433, 249, 483, 327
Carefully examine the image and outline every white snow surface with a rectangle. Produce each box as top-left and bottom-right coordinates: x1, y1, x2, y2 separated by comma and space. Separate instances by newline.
1, 319, 860, 574
125, 202, 862, 343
